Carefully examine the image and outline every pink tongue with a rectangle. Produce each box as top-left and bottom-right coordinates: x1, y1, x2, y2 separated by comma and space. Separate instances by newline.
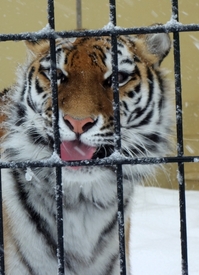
60, 140, 96, 161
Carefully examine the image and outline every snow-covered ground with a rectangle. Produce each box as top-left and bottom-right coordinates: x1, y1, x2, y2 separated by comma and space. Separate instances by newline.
129, 186, 199, 275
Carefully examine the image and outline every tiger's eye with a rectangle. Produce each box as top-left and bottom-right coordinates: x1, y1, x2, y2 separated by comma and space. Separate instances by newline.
57, 69, 67, 83
118, 72, 129, 84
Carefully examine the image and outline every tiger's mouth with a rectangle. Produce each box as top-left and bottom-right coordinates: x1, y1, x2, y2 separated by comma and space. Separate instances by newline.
92, 145, 114, 160
60, 140, 114, 165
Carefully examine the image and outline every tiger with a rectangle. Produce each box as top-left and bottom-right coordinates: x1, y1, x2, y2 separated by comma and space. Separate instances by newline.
0, 29, 173, 275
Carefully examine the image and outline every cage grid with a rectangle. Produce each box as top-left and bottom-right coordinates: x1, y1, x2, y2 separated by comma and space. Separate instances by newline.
0, 0, 199, 274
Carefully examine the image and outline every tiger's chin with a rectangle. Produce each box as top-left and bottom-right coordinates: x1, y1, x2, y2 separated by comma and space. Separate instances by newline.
62, 161, 115, 175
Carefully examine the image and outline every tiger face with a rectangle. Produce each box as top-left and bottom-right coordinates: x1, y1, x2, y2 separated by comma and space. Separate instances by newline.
3, 32, 172, 182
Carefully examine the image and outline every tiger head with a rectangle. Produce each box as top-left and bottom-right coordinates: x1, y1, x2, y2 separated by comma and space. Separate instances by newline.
2, 31, 173, 183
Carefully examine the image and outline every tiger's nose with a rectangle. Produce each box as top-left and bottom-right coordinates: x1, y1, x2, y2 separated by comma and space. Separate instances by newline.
64, 115, 95, 134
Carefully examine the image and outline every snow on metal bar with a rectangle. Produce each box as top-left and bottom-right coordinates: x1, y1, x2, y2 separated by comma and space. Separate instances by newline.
47, 1, 65, 274
0, 155, 199, 170
171, 0, 188, 274
109, 1, 126, 274
0, 23, 199, 42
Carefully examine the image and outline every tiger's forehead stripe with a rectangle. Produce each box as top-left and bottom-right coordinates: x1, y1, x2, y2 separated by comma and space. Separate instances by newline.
37, 37, 136, 81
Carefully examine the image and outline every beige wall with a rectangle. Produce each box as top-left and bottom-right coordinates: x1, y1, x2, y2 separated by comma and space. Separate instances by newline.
0, 0, 199, 189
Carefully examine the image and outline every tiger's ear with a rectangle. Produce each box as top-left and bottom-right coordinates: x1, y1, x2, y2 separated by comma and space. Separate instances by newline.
144, 32, 171, 64
134, 26, 171, 66
25, 40, 50, 57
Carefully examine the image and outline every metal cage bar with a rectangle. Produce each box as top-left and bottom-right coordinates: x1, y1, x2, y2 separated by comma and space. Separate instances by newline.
1, 23, 199, 42
0, 0, 199, 274
48, 1, 65, 274
76, 0, 82, 29
171, 0, 188, 274
109, 1, 126, 274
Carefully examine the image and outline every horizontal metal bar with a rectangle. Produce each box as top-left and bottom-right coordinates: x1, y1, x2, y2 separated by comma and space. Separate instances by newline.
0, 155, 199, 169
0, 23, 199, 42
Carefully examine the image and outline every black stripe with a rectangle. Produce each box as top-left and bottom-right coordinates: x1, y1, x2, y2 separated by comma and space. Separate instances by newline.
28, 67, 35, 87
100, 213, 117, 237
94, 132, 114, 137
156, 70, 165, 94
77, 37, 90, 45
93, 45, 107, 67
0, 88, 9, 97
14, 238, 37, 275
13, 170, 57, 257
35, 79, 44, 94
86, 211, 118, 267
127, 91, 134, 98
15, 103, 27, 126
143, 133, 166, 152
64, 55, 68, 64
89, 52, 102, 68
156, 70, 166, 124
127, 67, 154, 124
56, 47, 62, 55
104, 253, 119, 275
100, 120, 114, 131
133, 108, 154, 128
134, 54, 141, 62
134, 65, 141, 78
12, 170, 72, 275
20, 79, 27, 101
117, 41, 125, 48
42, 93, 48, 100
27, 93, 36, 112
120, 58, 133, 65
93, 45, 106, 59
143, 133, 161, 143
94, 198, 129, 261
147, 67, 154, 102
40, 71, 49, 80
133, 68, 155, 127
26, 66, 38, 112
16, 103, 27, 119
157, 97, 165, 126
3, 148, 20, 159
134, 83, 141, 93
27, 127, 48, 146
122, 100, 129, 111
135, 95, 141, 104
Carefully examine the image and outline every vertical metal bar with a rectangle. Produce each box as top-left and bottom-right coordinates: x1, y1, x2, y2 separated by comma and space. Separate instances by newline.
76, 0, 82, 29
47, 1, 64, 274
0, 170, 5, 275
109, 1, 126, 275
171, 1, 188, 274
